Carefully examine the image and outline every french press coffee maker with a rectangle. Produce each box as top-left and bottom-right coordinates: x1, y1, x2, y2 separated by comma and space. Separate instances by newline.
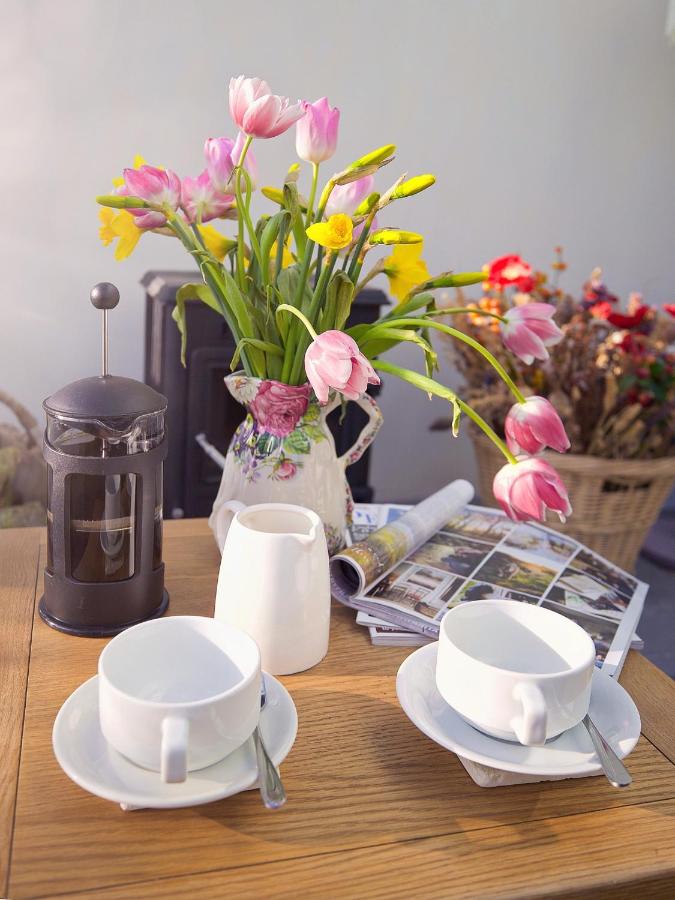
40, 283, 169, 636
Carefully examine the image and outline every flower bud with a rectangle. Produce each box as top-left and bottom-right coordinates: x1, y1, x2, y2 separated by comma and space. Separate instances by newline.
354, 193, 380, 217
346, 144, 396, 172
369, 229, 423, 246
391, 174, 436, 199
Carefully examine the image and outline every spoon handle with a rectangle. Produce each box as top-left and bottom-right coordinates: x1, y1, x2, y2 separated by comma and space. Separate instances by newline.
253, 727, 287, 809
583, 714, 632, 788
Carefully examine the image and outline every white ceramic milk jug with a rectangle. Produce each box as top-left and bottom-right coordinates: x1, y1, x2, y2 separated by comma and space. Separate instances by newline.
214, 501, 331, 675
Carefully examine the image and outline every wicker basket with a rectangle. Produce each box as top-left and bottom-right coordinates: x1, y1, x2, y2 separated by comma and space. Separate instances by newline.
471, 433, 675, 571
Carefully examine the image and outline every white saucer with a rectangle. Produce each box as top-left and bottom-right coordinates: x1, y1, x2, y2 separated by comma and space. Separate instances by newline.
53, 674, 297, 809
396, 643, 640, 778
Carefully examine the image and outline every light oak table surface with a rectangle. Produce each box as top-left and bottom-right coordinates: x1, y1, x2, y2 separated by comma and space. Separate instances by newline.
1, 520, 675, 899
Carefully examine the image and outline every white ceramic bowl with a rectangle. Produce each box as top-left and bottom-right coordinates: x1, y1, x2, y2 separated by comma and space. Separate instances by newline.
436, 599, 596, 746
98, 615, 261, 781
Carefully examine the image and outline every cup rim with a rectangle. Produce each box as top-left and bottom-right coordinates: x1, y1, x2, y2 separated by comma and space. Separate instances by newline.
439, 599, 596, 680
98, 615, 261, 708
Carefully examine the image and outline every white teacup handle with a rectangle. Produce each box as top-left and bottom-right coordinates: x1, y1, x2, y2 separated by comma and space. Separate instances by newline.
161, 716, 189, 783
511, 682, 547, 747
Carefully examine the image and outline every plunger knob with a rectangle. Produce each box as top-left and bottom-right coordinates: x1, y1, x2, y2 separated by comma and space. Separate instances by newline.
90, 282, 120, 310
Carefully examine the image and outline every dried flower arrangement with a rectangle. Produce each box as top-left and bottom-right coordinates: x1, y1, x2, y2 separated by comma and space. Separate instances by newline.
440, 250, 675, 460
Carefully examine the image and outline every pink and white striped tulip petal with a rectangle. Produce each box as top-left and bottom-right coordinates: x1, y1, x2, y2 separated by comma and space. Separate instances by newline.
504, 397, 571, 455
229, 75, 304, 139
204, 134, 257, 191
305, 331, 380, 404
493, 457, 572, 523
296, 97, 340, 164
122, 165, 181, 209
181, 171, 234, 224
500, 303, 563, 365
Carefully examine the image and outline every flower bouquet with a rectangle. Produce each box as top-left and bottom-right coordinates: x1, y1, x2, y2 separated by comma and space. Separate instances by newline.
97, 75, 574, 547
441, 249, 675, 566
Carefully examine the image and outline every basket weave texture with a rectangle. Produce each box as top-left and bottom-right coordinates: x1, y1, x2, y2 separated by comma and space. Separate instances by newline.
471, 434, 675, 571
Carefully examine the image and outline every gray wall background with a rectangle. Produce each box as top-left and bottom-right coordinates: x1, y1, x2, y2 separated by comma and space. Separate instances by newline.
2, 0, 674, 503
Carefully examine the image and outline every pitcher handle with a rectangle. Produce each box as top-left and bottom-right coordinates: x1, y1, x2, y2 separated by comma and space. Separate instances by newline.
334, 392, 383, 469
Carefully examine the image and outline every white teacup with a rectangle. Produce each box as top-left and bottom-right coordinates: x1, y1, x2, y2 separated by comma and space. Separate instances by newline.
98, 616, 261, 782
436, 599, 596, 746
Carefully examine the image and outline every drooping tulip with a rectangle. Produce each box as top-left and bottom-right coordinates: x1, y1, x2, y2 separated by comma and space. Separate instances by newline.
181, 171, 234, 224
485, 254, 533, 291
493, 457, 572, 523
500, 302, 563, 364
119, 165, 181, 228
204, 133, 258, 191
504, 397, 570, 455
305, 330, 380, 403
295, 97, 340, 164
229, 75, 305, 139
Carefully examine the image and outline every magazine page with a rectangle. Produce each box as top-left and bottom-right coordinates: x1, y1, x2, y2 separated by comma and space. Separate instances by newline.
346, 503, 647, 677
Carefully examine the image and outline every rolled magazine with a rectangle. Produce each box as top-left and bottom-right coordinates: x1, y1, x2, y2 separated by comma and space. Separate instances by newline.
330, 479, 474, 610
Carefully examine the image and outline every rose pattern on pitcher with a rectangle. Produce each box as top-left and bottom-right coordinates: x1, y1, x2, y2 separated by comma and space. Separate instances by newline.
229, 378, 326, 483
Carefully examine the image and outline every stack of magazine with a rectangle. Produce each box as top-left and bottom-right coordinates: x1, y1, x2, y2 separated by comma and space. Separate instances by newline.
331, 481, 647, 678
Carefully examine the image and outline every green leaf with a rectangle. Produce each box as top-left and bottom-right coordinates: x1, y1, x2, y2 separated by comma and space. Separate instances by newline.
384, 292, 436, 319
256, 433, 281, 456
304, 423, 326, 442
373, 359, 463, 437
359, 326, 437, 370
321, 271, 355, 332
230, 338, 284, 372
172, 282, 224, 366
304, 402, 320, 422
283, 429, 311, 455
260, 210, 291, 281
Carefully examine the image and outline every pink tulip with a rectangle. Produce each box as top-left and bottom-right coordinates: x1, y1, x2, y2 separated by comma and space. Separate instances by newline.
229, 75, 305, 139
305, 330, 380, 404
120, 165, 181, 228
181, 170, 234, 224
325, 175, 374, 218
493, 457, 572, 523
296, 97, 340, 164
504, 396, 571, 455
500, 302, 563, 364
204, 132, 258, 191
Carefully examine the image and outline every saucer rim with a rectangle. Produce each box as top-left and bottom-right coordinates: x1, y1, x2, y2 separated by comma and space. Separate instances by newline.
53, 672, 297, 808
396, 642, 641, 777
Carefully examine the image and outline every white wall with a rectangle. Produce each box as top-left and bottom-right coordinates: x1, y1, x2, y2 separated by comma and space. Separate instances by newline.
2, 0, 674, 503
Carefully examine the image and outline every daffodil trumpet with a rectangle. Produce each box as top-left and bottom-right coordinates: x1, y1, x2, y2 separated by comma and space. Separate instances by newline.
95, 72, 572, 523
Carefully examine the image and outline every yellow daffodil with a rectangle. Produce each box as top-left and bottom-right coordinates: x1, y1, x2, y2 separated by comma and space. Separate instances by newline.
111, 155, 146, 188
198, 224, 236, 262
98, 208, 142, 260
384, 243, 431, 301
306, 213, 353, 251
270, 237, 294, 269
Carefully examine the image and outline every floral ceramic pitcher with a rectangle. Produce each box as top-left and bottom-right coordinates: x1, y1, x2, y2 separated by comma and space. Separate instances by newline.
209, 373, 383, 554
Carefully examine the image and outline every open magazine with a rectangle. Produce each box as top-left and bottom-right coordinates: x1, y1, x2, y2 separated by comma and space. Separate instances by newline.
331, 483, 647, 677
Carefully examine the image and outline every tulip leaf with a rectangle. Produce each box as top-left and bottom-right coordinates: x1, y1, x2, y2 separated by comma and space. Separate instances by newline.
321, 271, 355, 332
372, 358, 462, 437
260, 210, 291, 281
172, 282, 225, 366
230, 338, 284, 373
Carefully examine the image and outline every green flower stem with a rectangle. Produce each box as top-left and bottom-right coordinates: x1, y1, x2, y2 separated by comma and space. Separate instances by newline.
347, 207, 378, 284
372, 359, 518, 464
305, 162, 320, 227
234, 136, 264, 287
376, 316, 526, 404
289, 251, 337, 384
276, 304, 318, 340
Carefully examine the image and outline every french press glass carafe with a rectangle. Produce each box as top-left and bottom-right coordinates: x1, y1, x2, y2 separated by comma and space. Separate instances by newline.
40, 283, 169, 636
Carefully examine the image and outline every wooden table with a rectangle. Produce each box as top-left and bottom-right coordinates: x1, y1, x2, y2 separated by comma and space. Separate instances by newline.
1, 521, 675, 899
